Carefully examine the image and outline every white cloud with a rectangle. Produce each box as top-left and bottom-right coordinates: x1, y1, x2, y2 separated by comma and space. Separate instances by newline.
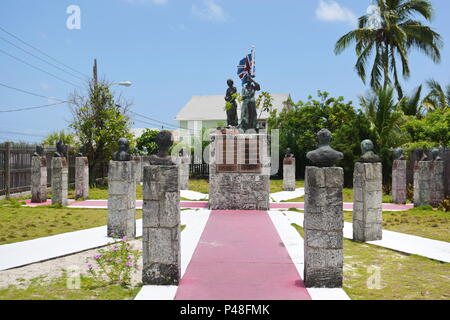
315, 0, 357, 26
192, 0, 226, 22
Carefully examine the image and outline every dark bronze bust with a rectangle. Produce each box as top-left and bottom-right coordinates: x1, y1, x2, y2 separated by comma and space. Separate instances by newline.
285, 148, 294, 158
77, 146, 85, 157
306, 129, 343, 167
359, 139, 381, 163
149, 130, 175, 165
225, 79, 238, 127
416, 148, 428, 162
53, 140, 66, 158
34, 145, 44, 157
431, 147, 442, 161
112, 138, 132, 161
393, 148, 404, 160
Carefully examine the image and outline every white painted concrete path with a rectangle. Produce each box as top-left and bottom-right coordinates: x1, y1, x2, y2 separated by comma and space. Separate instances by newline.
282, 211, 450, 263
268, 211, 351, 300
270, 188, 305, 202
0, 210, 210, 271
180, 190, 209, 201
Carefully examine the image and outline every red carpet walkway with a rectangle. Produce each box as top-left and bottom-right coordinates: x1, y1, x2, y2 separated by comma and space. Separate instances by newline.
174, 210, 311, 300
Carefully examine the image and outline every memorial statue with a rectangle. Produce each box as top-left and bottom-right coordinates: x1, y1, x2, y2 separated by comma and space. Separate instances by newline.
239, 76, 260, 131
77, 146, 85, 157
431, 147, 442, 161
415, 148, 428, 162
359, 139, 381, 163
149, 130, 175, 165
112, 138, 132, 161
53, 140, 66, 158
225, 79, 238, 127
285, 148, 294, 158
393, 148, 404, 160
34, 145, 44, 157
306, 129, 343, 167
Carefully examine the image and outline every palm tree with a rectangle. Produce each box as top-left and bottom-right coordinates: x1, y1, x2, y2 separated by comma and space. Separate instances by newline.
423, 79, 450, 111
399, 85, 424, 117
335, 0, 442, 98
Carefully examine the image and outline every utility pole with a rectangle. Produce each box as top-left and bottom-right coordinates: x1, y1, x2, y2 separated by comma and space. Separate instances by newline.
93, 58, 98, 87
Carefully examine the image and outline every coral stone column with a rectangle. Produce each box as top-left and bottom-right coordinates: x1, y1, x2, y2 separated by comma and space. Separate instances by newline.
31, 156, 47, 203
179, 155, 190, 190
75, 157, 89, 200
132, 156, 142, 183
107, 160, 136, 238
392, 160, 407, 204
51, 157, 68, 206
430, 161, 445, 208
414, 161, 432, 207
283, 157, 296, 191
304, 166, 344, 288
352, 162, 383, 242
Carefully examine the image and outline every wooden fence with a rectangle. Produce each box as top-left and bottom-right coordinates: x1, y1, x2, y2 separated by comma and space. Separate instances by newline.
0, 142, 78, 197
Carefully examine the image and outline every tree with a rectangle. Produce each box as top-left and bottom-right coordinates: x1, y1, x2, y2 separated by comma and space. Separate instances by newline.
42, 129, 76, 146
267, 91, 375, 186
69, 79, 134, 183
399, 85, 424, 117
335, 0, 442, 98
423, 79, 450, 111
135, 128, 159, 155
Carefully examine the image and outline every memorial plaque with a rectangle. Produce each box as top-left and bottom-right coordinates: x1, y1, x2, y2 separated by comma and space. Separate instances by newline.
216, 134, 262, 173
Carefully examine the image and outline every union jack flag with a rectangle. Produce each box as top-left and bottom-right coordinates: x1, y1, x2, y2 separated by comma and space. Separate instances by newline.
237, 51, 254, 85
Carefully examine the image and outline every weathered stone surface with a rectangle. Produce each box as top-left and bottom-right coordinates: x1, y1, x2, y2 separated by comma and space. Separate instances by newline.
75, 157, 89, 200
283, 158, 296, 191
414, 161, 432, 207
178, 156, 190, 190
304, 166, 343, 288
31, 156, 47, 203
133, 156, 142, 183
142, 165, 180, 285
430, 161, 445, 208
392, 160, 407, 204
51, 157, 68, 206
107, 161, 136, 238
352, 162, 382, 242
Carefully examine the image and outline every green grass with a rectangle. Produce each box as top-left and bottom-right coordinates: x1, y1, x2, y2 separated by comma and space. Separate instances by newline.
286, 188, 394, 203
0, 274, 141, 300
269, 179, 304, 193
344, 208, 450, 242
0, 206, 142, 245
291, 223, 450, 300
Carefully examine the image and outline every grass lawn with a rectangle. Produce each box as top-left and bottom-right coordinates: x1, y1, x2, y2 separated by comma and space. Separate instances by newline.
344, 207, 450, 242
286, 188, 394, 203
0, 274, 141, 300
0, 205, 142, 245
291, 224, 450, 300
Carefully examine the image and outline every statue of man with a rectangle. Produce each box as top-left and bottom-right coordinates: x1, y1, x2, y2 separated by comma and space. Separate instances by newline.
112, 138, 132, 161
53, 140, 66, 158
239, 76, 260, 131
225, 79, 238, 127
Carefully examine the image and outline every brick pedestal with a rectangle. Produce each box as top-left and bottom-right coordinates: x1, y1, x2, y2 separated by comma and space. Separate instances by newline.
392, 160, 407, 204
31, 156, 47, 203
352, 162, 382, 242
75, 157, 89, 200
142, 165, 180, 285
107, 161, 136, 238
51, 157, 68, 206
304, 166, 344, 288
283, 157, 296, 191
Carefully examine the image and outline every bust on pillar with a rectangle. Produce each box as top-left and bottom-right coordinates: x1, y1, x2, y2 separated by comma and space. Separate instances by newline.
51, 141, 68, 206
31, 145, 47, 203
283, 148, 296, 191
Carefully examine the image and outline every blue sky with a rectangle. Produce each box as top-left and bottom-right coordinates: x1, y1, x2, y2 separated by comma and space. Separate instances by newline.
1, 0, 449, 143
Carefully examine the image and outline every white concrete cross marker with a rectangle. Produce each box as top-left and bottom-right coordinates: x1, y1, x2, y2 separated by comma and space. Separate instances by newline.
66, 265, 81, 289
66, 5, 81, 30
366, 266, 382, 290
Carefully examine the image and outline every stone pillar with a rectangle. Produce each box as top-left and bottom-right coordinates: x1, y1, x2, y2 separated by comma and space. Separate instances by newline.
179, 156, 190, 190
283, 157, 296, 191
51, 157, 68, 206
392, 160, 407, 204
304, 166, 344, 288
142, 165, 180, 285
133, 156, 142, 183
31, 156, 47, 203
107, 161, 136, 238
352, 162, 382, 242
414, 161, 432, 207
75, 157, 89, 200
430, 161, 445, 208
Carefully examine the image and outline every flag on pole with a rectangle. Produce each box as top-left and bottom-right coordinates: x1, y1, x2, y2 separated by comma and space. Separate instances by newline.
237, 48, 255, 86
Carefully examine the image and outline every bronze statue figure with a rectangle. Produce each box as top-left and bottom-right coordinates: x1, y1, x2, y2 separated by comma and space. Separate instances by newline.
393, 148, 404, 160
225, 79, 238, 127
359, 139, 381, 163
285, 148, 294, 158
53, 140, 66, 158
149, 130, 175, 165
239, 76, 260, 131
34, 145, 44, 157
306, 129, 343, 167
431, 147, 442, 161
112, 138, 132, 161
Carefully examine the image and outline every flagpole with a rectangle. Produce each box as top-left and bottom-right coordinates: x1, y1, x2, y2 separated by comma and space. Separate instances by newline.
251, 45, 256, 78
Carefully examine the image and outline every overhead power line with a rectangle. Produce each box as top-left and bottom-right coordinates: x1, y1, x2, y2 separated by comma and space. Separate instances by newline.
0, 48, 83, 89
0, 26, 89, 78
0, 35, 86, 81
0, 101, 68, 113
130, 111, 178, 129
0, 130, 46, 138
0, 82, 66, 102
